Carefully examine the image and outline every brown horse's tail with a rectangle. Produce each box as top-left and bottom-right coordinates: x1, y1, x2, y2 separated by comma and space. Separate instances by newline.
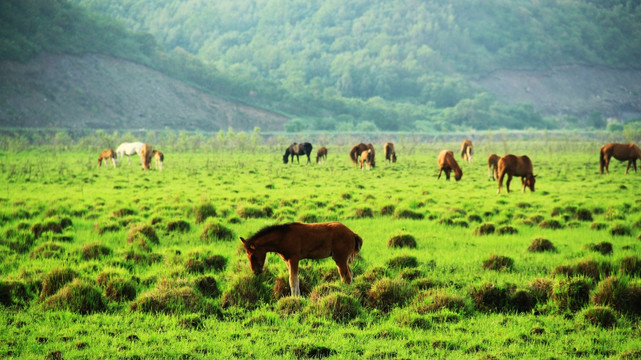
349, 147, 359, 165
349, 234, 363, 264
599, 147, 605, 174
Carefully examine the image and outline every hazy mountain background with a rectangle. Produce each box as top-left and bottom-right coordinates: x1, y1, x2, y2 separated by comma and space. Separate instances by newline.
2, 0, 641, 132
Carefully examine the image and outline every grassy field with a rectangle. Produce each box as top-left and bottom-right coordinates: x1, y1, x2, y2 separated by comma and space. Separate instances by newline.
1, 137, 640, 359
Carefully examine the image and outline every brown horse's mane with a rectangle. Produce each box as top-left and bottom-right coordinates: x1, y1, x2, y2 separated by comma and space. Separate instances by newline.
245, 223, 293, 245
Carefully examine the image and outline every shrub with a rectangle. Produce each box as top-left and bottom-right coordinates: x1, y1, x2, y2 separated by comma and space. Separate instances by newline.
552, 277, 592, 312
200, 222, 235, 242
527, 238, 556, 252
194, 203, 216, 223
386, 255, 419, 269
482, 254, 514, 271
220, 274, 271, 309
311, 293, 362, 322
368, 278, 415, 312
42, 279, 106, 314
166, 220, 190, 233
127, 224, 159, 249
81, 242, 112, 260
581, 306, 617, 328
40, 268, 77, 299
585, 242, 613, 255
473, 223, 495, 235
387, 233, 417, 249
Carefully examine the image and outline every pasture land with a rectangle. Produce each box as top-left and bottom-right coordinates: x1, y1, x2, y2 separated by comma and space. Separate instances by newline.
1, 138, 640, 359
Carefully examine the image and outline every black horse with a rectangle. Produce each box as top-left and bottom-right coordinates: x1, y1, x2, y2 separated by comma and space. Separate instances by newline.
283, 142, 313, 164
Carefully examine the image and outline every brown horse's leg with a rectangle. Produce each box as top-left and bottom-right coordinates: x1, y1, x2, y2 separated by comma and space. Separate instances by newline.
445, 169, 451, 180
335, 259, 353, 284
437, 168, 443, 179
626, 160, 631, 175
505, 174, 513, 193
287, 259, 300, 297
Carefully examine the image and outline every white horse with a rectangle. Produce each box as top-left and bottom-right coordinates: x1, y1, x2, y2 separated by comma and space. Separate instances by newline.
116, 142, 144, 165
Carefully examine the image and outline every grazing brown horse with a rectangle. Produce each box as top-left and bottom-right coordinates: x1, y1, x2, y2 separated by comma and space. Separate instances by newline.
488, 153, 500, 180
360, 150, 373, 170
437, 150, 463, 181
241, 222, 363, 297
98, 149, 116, 168
316, 147, 328, 164
497, 154, 536, 194
349, 143, 375, 168
283, 142, 313, 164
152, 150, 164, 171
461, 139, 473, 162
139, 144, 153, 170
384, 142, 397, 163
600, 143, 641, 174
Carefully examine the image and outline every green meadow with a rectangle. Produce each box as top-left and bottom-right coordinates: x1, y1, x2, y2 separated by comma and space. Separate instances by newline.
1, 135, 640, 359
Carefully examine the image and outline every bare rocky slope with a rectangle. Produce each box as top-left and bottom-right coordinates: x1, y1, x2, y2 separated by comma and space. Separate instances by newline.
1, 53, 640, 132
0, 53, 290, 132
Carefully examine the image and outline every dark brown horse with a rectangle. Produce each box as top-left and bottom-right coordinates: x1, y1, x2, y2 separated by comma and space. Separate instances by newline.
283, 142, 313, 164
497, 154, 536, 193
240, 222, 363, 297
98, 149, 116, 168
488, 153, 500, 180
461, 139, 473, 163
316, 147, 328, 164
437, 150, 463, 181
600, 143, 641, 174
349, 143, 375, 168
384, 142, 397, 163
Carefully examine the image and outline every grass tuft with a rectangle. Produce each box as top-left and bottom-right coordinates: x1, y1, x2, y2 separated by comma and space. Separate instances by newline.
200, 221, 235, 242
527, 238, 556, 252
482, 254, 514, 271
387, 233, 417, 249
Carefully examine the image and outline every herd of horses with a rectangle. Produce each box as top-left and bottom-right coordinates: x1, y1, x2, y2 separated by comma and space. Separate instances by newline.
98, 142, 164, 170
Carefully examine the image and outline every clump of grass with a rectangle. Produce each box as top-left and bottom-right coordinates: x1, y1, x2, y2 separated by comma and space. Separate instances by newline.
353, 207, 373, 218
94, 222, 120, 235
574, 208, 593, 221
393, 209, 424, 220
553, 259, 611, 281
220, 274, 272, 309
538, 219, 564, 229
619, 255, 641, 277
298, 213, 320, 223
81, 242, 112, 260
380, 205, 395, 216
580, 306, 617, 328
552, 277, 593, 312
275, 297, 306, 315
2, 229, 34, 253
194, 275, 220, 299
30, 242, 65, 259
482, 254, 514, 271
113, 208, 136, 217
496, 225, 518, 235
40, 268, 78, 299
527, 238, 556, 252
413, 278, 443, 290
236, 205, 273, 219
291, 344, 336, 359
412, 290, 469, 314
386, 255, 419, 269
387, 233, 417, 249
184, 257, 205, 273
200, 221, 235, 242
468, 283, 513, 313
527, 277, 554, 303
473, 223, 495, 235
590, 222, 607, 230
367, 278, 415, 312
166, 220, 190, 233
130, 278, 216, 314
0, 280, 36, 307
591, 276, 641, 316
310, 293, 362, 323
584, 242, 612, 255
203, 254, 227, 272
30, 220, 63, 239
399, 268, 423, 281
610, 223, 631, 236
104, 278, 137, 302
194, 203, 216, 224
42, 279, 106, 314
309, 283, 344, 303
511, 289, 537, 313
127, 224, 159, 249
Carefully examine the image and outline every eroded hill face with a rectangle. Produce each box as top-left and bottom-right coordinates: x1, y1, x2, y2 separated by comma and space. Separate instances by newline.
0, 53, 290, 131
474, 65, 641, 120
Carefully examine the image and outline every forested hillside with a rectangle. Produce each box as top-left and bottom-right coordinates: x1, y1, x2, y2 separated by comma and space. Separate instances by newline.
2, 0, 641, 132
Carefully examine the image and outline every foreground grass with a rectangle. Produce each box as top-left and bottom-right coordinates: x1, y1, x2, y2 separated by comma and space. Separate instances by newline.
1, 139, 641, 359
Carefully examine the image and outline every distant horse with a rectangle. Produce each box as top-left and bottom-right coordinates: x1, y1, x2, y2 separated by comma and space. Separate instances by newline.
316, 147, 328, 164
152, 150, 164, 171
241, 222, 363, 297
98, 149, 116, 168
384, 142, 397, 163
283, 142, 313, 164
360, 150, 373, 170
139, 144, 153, 170
497, 154, 536, 194
349, 143, 375, 168
461, 139, 473, 162
116, 142, 144, 165
437, 150, 463, 181
488, 153, 500, 180
600, 143, 641, 174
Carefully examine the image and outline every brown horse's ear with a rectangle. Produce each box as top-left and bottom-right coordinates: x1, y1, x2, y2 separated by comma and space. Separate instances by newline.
240, 237, 246, 244
534, 174, 538, 178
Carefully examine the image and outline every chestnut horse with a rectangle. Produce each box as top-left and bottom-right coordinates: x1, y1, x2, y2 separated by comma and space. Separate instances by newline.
461, 139, 473, 162
437, 150, 463, 181
488, 153, 500, 180
360, 149, 373, 170
497, 154, 536, 194
283, 142, 313, 164
241, 222, 363, 297
350, 143, 375, 168
152, 150, 164, 171
316, 147, 328, 164
600, 143, 641, 174
384, 142, 397, 163
139, 144, 153, 170
98, 149, 116, 168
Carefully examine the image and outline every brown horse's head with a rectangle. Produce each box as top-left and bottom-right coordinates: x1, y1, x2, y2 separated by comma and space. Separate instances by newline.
240, 237, 266, 275
392, 152, 397, 163
524, 174, 536, 192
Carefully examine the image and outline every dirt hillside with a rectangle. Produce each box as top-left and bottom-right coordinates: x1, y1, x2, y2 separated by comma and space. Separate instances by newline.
0, 53, 290, 131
